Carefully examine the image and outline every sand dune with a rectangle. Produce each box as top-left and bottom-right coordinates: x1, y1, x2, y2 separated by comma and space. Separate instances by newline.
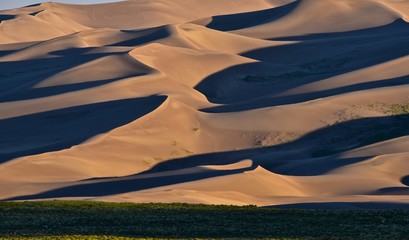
1, 0, 409, 209
230, 0, 404, 39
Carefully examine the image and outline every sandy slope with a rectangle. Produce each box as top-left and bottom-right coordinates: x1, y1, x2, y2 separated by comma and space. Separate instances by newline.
0, 0, 409, 209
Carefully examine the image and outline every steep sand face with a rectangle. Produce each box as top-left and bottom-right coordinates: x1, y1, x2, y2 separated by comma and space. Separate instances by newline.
0, 0, 409, 209
0, 0, 272, 44
232, 0, 404, 39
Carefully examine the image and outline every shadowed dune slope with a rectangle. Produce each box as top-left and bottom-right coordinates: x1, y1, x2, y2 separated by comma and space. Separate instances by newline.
1, 0, 409, 209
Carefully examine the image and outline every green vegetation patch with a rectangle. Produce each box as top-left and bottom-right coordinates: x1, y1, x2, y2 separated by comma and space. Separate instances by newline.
0, 237, 304, 240
367, 101, 409, 116
1, 201, 409, 239
388, 102, 409, 115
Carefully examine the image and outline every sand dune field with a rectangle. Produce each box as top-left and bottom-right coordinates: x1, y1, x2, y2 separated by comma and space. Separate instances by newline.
1, 0, 409, 209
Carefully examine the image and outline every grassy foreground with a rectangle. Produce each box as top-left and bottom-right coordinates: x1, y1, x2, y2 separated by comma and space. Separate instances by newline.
1, 201, 409, 239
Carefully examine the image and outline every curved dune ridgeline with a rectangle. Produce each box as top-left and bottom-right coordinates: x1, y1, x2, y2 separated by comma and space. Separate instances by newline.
1, 0, 409, 209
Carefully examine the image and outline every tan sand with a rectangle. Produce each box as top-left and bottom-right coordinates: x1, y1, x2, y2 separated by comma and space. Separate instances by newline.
0, 0, 409, 209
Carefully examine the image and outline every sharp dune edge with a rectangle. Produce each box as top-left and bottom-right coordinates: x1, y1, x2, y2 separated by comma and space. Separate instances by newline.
0, 0, 409, 209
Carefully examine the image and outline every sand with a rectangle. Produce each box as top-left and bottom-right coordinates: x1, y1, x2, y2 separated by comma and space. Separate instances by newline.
0, 0, 409, 209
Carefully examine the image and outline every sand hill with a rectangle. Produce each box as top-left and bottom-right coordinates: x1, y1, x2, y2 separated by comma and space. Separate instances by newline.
1, 0, 409, 209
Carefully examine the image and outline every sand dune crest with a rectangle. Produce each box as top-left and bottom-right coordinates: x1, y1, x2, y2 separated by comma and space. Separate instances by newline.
1, 0, 409, 208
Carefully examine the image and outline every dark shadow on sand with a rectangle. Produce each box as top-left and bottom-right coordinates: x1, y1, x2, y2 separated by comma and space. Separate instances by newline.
201, 75, 409, 113
0, 78, 133, 102
270, 19, 409, 41
0, 96, 166, 164
5, 167, 254, 200
0, 50, 144, 102
402, 175, 409, 186
0, 14, 15, 22
206, 1, 300, 31
5, 114, 408, 201
108, 27, 171, 47
370, 175, 409, 195
195, 20, 409, 109
372, 187, 409, 196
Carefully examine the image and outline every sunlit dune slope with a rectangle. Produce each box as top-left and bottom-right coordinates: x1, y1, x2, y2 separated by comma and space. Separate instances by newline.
1, 0, 409, 209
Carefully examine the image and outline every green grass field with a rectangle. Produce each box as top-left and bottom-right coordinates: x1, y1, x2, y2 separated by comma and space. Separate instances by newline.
1, 201, 409, 239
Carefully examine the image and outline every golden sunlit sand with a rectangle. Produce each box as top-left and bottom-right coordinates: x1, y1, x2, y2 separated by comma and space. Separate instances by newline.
1, 0, 409, 209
